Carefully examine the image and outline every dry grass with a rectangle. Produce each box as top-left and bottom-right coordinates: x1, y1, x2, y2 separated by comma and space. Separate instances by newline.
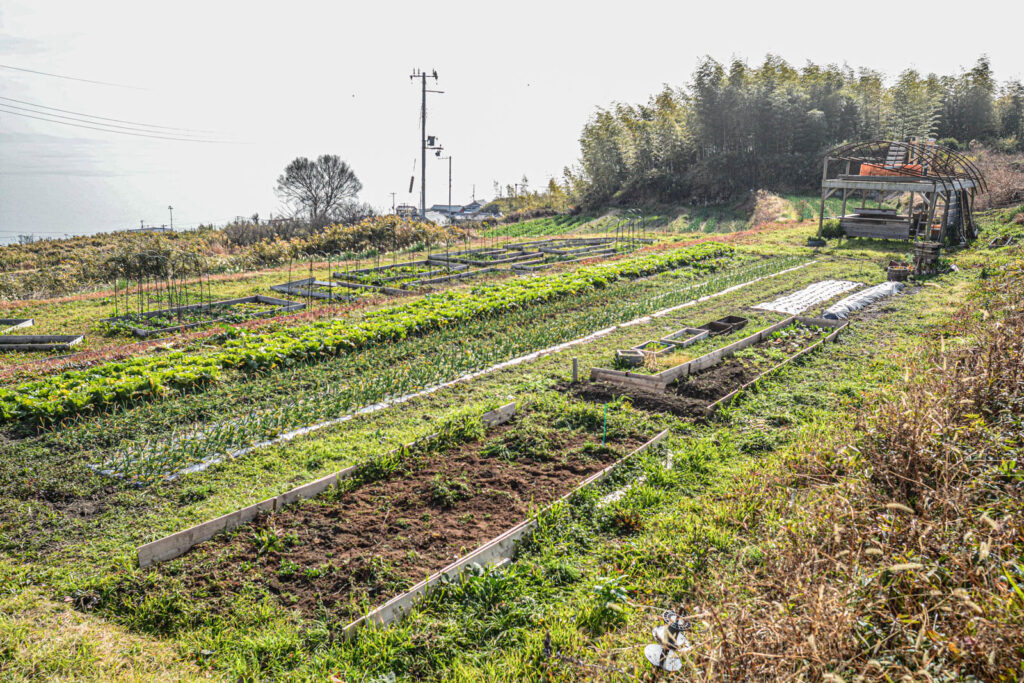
974, 147, 1024, 210
749, 191, 792, 227
678, 263, 1024, 680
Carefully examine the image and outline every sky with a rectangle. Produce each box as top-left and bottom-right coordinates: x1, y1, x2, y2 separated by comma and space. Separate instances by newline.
0, 0, 1021, 242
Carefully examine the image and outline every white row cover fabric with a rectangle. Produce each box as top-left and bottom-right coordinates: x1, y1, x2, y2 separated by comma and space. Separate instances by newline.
822, 281, 904, 320
752, 279, 862, 315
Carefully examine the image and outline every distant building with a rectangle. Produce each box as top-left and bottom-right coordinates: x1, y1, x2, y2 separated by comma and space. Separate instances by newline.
129, 225, 173, 233
422, 199, 500, 223
427, 204, 462, 216
395, 204, 419, 219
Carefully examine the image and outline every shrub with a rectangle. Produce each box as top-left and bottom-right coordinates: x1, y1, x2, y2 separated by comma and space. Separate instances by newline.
820, 218, 844, 239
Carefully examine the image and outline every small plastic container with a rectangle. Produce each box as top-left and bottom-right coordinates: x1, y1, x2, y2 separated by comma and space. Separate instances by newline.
632, 340, 677, 357
658, 327, 709, 348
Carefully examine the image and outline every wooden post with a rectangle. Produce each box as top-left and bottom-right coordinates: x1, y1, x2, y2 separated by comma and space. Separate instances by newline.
817, 157, 829, 237
907, 191, 915, 236
939, 190, 951, 245
924, 184, 939, 244
572, 357, 579, 383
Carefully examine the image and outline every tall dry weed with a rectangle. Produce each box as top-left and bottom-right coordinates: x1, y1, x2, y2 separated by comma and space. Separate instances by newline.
680, 262, 1024, 680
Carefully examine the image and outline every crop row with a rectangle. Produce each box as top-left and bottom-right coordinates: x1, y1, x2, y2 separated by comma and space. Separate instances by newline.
92, 256, 803, 482
29, 255, 765, 490
0, 243, 732, 428
483, 215, 595, 238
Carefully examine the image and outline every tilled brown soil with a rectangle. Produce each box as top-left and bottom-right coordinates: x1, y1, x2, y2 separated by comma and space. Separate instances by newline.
562, 355, 758, 417
565, 326, 825, 416
163, 424, 645, 622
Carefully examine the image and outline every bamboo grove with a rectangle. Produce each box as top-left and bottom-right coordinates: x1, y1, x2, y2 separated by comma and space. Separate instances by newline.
568, 55, 1023, 206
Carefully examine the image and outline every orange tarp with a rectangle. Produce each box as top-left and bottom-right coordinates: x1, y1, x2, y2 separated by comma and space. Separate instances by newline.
859, 163, 924, 177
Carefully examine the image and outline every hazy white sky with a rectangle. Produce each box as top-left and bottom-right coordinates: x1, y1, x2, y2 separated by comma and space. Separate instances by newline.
1, 0, 1021, 240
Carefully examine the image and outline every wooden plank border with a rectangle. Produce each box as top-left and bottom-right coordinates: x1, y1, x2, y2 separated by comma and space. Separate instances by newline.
0, 334, 83, 351
341, 427, 670, 638
136, 402, 517, 569
0, 318, 34, 334
590, 316, 799, 391
703, 316, 848, 415
100, 295, 306, 338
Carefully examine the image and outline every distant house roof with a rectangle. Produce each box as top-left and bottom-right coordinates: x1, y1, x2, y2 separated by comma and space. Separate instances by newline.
428, 204, 462, 214
422, 200, 499, 221
424, 210, 451, 224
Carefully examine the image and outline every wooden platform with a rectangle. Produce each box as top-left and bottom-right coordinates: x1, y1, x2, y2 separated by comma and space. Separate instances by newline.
825, 176, 977, 193
840, 215, 911, 240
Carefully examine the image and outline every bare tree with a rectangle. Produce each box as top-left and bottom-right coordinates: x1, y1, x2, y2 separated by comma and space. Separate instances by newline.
275, 155, 363, 227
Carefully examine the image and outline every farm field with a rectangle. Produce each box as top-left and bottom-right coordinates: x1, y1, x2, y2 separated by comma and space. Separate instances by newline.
0, 234, 669, 370
2, 206, 1024, 681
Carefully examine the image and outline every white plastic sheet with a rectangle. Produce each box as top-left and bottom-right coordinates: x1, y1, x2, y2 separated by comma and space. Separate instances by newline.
752, 279, 862, 315
822, 281, 903, 320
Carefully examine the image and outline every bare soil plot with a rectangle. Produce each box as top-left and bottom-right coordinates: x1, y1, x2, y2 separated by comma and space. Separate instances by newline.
566, 321, 829, 416
117, 415, 646, 623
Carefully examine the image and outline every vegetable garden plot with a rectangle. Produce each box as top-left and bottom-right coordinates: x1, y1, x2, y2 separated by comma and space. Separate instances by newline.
428, 250, 541, 268
270, 278, 353, 301
0, 243, 732, 430
334, 260, 462, 286
84, 256, 795, 486
0, 318, 33, 334
752, 279, 861, 314
99, 295, 305, 338
136, 403, 518, 567
419, 238, 636, 276
329, 261, 472, 293
0, 334, 83, 352
571, 317, 846, 416
605, 313, 776, 377
409, 266, 498, 286
107, 399, 655, 627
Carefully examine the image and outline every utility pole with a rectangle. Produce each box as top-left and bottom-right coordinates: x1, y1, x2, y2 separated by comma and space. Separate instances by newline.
389, 192, 396, 214
409, 68, 443, 219
168, 205, 174, 230
438, 153, 453, 224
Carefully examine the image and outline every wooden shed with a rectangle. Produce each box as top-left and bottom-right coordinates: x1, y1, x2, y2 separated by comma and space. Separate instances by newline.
817, 139, 986, 245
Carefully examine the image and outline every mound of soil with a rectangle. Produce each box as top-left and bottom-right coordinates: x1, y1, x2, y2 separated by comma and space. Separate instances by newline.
565, 321, 830, 416
164, 424, 644, 622
561, 355, 757, 417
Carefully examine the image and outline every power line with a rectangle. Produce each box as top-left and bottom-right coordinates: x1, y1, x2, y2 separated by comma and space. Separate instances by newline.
0, 106, 234, 143
0, 63, 144, 90
0, 96, 215, 134
0, 102, 219, 138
